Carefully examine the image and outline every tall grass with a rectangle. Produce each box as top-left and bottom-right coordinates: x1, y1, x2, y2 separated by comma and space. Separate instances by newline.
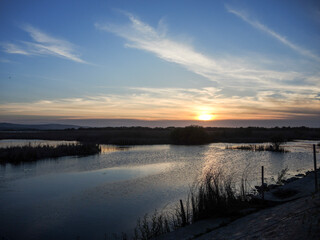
122, 170, 254, 240
133, 211, 171, 240
0, 143, 101, 164
276, 167, 289, 185
189, 171, 252, 222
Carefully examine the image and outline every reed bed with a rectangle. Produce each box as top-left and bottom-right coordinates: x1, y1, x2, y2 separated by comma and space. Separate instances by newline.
0, 143, 101, 164
189, 171, 252, 222
119, 170, 255, 240
226, 144, 287, 152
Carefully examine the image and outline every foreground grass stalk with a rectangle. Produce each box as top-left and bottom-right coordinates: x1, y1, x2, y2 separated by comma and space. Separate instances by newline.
124, 170, 254, 240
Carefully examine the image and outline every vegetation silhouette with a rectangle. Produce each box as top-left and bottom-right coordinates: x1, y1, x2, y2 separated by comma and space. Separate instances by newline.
0, 126, 319, 145
270, 135, 286, 152
0, 143, 101, 164
226, 134, 287, 152
170, 125, 210, 145
226, 143, 288, 153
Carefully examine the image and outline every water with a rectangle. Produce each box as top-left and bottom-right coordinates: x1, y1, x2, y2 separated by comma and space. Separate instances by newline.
0, 139, 319, 239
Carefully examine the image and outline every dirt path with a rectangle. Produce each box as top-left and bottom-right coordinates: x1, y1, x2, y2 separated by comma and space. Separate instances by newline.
196, 195, 320, 240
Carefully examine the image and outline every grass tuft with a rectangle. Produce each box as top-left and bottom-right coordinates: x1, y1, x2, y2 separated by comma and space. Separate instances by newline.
276, 167, 289, 185
188, 171, 252, 222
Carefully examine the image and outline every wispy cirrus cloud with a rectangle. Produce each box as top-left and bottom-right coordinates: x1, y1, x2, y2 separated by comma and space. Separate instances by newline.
1, 24, 87, 63
225, 5, 320, 62
94, 12, 315, 89
1, 43, 30, 55
95, 14, 224, 83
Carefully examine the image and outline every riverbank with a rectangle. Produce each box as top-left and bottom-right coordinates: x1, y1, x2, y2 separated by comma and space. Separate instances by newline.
0, 126, 319, 145
157, 169, 320, 240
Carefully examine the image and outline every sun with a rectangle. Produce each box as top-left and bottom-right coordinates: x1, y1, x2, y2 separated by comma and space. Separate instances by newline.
198, 114, 214, 121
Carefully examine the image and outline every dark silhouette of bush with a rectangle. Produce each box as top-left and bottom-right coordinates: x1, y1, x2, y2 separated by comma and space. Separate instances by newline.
170, 125, 209, 145
270, 135, 286, 152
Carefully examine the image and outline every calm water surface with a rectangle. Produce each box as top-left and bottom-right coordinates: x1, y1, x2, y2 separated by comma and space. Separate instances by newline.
0, 139, 319, 239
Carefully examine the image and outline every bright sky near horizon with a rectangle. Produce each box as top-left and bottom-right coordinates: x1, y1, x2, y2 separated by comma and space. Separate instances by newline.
0, 0, 319, 126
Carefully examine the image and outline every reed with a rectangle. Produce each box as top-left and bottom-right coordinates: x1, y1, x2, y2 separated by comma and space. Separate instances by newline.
0, 143, 101, 164
226, 144, 287, 152
188, 171, 252, 222
124, 170, 253, 240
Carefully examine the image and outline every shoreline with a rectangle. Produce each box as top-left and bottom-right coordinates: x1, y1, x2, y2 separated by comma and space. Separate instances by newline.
0, 127, 319, 146
156, 168, 320, 240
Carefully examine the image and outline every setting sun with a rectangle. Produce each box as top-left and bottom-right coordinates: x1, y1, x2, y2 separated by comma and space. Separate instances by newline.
198, 114, 214, 121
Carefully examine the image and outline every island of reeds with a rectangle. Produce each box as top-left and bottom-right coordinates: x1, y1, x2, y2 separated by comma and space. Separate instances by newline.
0, 143, 101, 164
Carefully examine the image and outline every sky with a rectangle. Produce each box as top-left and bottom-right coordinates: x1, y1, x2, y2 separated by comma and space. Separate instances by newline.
0, 0, 319, 127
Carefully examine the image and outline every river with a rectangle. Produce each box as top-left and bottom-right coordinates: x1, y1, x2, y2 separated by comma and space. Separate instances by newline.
0, 139, 318, 239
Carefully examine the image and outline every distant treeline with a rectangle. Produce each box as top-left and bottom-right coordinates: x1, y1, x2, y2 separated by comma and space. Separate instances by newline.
0, 143, 101, 164
0, 126, 319, 145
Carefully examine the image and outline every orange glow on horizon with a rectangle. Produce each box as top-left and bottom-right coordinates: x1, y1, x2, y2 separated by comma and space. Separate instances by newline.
197, 114, 214, 121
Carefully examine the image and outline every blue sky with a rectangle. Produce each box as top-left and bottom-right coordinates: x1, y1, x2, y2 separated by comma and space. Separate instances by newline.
0, 0, 319, 126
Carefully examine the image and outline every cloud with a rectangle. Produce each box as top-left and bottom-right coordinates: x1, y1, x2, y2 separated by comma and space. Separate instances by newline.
95, 13, 315, 89
1, 24, 86, 63
1, 43, 30, 55
95, 16, 223, 83
1, 87, 319, 120
225, 5, 320, 62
